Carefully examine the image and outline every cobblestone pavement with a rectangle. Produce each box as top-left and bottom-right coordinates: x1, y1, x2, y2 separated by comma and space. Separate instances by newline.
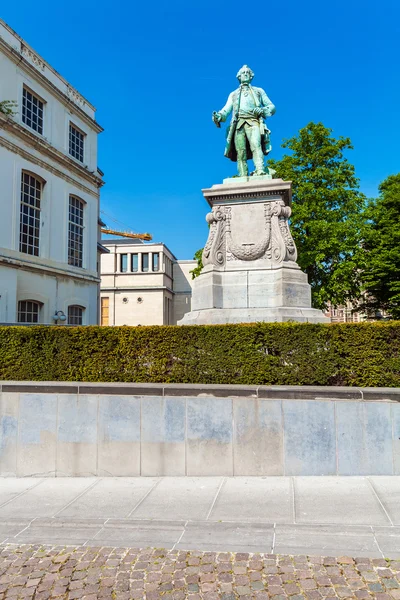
1, 544, 400, 600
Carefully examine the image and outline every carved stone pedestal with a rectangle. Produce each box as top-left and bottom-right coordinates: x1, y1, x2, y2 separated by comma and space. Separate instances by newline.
178, 178, 329, 325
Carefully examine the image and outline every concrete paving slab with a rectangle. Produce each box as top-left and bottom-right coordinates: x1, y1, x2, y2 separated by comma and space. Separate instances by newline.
210, 476, 292, 522
131, 477, 223, 520
294, 476, 390, 525
14, 525, 102, 544
93, 524, 183, 546
0, 478, 97, 518
274, 524, 380, 557
0, 521, 32, 544
56, 477, 159, 519
0, 478, 42, 507
369, 476, 400, 524
373, 526, 400, 558
107, 519, 186, 529
179, 521, 274, 552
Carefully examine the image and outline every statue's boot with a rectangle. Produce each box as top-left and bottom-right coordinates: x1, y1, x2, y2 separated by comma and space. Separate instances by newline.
237, 160, 248, 177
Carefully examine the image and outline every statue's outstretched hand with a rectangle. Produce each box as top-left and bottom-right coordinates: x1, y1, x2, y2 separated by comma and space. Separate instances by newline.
212, 111, 222, 127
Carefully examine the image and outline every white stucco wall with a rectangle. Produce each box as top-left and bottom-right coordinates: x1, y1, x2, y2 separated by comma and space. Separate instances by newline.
100, 241, 196, 326
0, 19, 103, 325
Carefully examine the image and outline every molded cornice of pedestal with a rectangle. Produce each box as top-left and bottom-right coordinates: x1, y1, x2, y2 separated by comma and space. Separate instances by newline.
202, 178, 292, 208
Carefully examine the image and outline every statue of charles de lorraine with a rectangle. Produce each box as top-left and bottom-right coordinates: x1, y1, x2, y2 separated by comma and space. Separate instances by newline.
213, 65, 276, 177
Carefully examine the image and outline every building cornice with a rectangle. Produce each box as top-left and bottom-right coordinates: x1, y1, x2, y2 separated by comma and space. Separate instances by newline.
0, 113, 103, 191
0, 254, 100, 284
101, 286, 175, 294
0, 35, 103, 133
0, 130, 100, 199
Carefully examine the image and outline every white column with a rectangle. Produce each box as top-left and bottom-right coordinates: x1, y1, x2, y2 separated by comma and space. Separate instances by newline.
149, 252, 153, 272
138, 252, 142, 272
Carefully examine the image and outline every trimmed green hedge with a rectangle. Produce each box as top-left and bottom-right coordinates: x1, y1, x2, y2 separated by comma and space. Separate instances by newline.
0, 322, 400, 386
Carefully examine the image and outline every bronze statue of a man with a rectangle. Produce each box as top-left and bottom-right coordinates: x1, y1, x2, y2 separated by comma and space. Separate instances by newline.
213, 65, 276, 177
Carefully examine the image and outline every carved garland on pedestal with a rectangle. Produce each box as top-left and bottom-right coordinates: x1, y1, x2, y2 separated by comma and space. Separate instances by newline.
202, 200, 298, 267
202, 208, 226, 266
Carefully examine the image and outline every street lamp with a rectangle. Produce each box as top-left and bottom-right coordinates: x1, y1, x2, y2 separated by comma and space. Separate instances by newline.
52, 310, 67, 323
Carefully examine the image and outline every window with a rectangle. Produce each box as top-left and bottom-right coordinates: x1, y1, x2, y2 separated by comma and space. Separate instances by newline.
131, 253, 138, 272
101, 297, 109, 326
68, 305, 84, 325
68, 196, 84, 267
69, 123, 85, 162
20, 172, 42, 256
22, 87, 44, 135
142, 253, 149, 272
18, 300, 41, 323
152, 252, 159, 272
120, 254, 128, 272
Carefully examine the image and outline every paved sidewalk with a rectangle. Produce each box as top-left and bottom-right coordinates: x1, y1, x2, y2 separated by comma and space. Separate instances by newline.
1, 544, 400, 600
0, 477, 400, 557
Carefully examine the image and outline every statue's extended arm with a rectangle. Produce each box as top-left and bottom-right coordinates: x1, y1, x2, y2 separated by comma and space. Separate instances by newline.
212, 92, 234, 126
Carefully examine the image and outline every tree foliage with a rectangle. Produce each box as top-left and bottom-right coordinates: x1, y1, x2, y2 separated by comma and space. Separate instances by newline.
360, 174, 400, 318
190, 248, 203, 279
269, 122, 366, 309
0, 100, 17, 116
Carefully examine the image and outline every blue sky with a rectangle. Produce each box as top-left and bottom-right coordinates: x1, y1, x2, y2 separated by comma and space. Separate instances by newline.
2, 0, 399, 259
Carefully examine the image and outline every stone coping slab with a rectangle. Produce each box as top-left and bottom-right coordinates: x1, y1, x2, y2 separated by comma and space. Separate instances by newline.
1, 381, 400, 402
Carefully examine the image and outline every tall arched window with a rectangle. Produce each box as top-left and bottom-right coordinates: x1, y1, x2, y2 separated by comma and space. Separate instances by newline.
68, 305, 84, 325
19, 172, 43, 256
68, 195, 84, 267
17, 300, 41, 323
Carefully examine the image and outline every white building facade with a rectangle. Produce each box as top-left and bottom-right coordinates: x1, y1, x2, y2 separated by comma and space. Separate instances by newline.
100, 239, 195, 326
0, 20, 104, 325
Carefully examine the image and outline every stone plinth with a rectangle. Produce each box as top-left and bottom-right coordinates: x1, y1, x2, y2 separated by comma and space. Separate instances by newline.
179, 178, 329, 325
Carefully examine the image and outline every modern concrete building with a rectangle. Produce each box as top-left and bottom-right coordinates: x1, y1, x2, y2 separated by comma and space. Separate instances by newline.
0, 19, 105, 325
100, 239, 196, 326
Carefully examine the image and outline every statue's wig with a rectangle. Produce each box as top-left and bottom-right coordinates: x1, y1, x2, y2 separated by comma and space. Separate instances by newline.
236, 65, 254, 81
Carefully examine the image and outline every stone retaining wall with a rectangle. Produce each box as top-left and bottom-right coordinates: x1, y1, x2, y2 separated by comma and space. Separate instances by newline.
1, 382, 399, 476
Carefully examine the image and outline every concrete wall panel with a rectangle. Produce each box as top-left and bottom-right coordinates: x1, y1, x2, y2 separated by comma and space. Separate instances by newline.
141, 396, 185, 476
337, 402, 393, 475
0, 393, 18, 476
57, 394, 97, 476
283, 400, 336, 476
233, 399, 283, 475
98, 395, 140, 476
187, 398, 233, 476
393, 403, 400, 475
17, 394, 57, 476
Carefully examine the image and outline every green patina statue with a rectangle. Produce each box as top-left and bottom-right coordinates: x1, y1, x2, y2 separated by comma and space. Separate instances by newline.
213, 65, 276, 177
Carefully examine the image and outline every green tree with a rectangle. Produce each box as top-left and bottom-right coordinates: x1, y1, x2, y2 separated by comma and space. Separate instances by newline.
360, 174, 400, 318
190, 248, 203, 279
268, 122, 366, 309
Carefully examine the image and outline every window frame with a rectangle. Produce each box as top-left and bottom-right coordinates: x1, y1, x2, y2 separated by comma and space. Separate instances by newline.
120, 254, 128, 273
131, 253, 139, 272
17, 300, 41, 324
19, 171, 44, 257
101, 297, 109, 326
68, 305, 84, 325
68, 195, 85, 268
142, 253, 149, 272
152, 252, 160, 272
69, 122, 85, 163
22, 86, 45, 135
